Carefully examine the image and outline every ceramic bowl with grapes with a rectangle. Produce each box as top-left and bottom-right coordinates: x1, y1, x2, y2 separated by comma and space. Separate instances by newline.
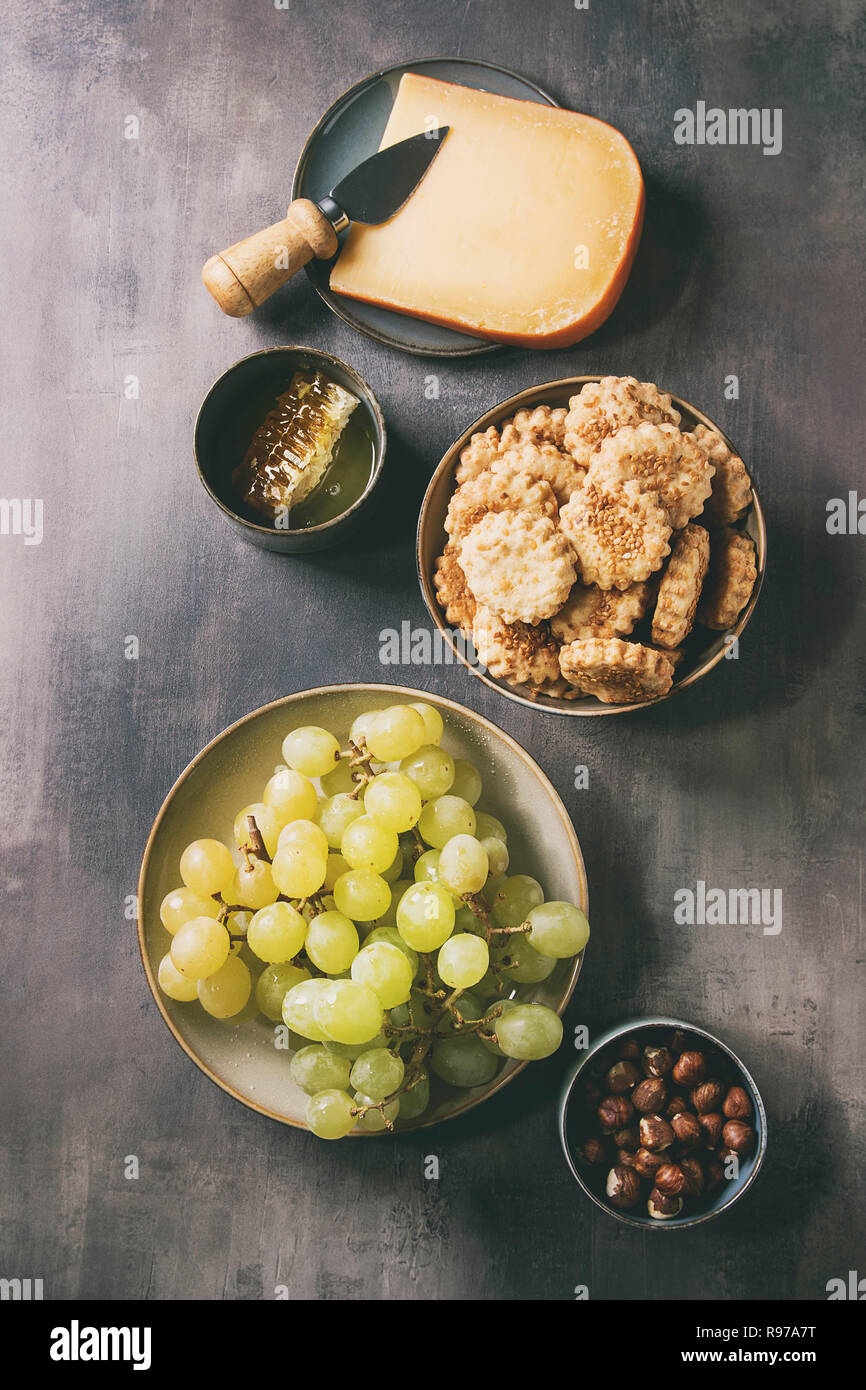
138, 684, 589, 1134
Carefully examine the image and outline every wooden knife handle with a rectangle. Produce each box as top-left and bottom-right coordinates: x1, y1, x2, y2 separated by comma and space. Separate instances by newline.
201, 199, 339, 317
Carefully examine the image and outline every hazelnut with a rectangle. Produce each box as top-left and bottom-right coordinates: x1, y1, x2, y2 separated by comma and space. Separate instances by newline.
666, 1095, 690, 1118
579, 1137, 607, 1165
613, 1125, 639, 1153
638, 1114, 675, 1152
679, 1155, 705, 1196
672, 1050, 707, 1086
723, 1085, 752, 1121
618, 1037, 641, 1062
605, 1165, 642, 1209
698, 1112, 724, 1149
647, 1188, 683, 1220
654, 1162, 687, 1196
721, 1120, 755, 1155
704, 1155, 725, 1194
642, 1045, 674, 1078
632, 1077, 667, 1113
606, 1060, 640, 1094
598, 1095, 634, 1132
633, 1147, 666, 1179
691, 1079, 726, 1114
670, 1111, 703, 1152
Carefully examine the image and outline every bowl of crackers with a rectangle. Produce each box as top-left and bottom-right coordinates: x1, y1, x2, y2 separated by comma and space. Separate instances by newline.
416, 376, 765, 714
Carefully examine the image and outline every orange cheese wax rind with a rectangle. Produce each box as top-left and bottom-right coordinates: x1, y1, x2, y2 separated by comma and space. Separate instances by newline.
329, 73, 645, 350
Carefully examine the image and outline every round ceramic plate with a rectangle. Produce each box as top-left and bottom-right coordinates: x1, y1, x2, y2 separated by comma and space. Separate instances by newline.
291, 57, 559, 358
417, 378, 767, 715
138, 685, 588, 1134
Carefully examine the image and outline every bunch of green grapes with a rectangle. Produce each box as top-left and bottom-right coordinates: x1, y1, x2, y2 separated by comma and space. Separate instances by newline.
155, 700, 590, 1141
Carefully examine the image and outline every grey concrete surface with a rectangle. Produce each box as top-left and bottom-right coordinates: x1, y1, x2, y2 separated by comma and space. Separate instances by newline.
1, 0, 864, 1300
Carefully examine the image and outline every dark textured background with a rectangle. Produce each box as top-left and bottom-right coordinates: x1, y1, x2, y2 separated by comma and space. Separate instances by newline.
1, 0, 864, 1301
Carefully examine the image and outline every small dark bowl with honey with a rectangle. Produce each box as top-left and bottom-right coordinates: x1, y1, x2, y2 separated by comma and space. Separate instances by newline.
194, 346, 386, 552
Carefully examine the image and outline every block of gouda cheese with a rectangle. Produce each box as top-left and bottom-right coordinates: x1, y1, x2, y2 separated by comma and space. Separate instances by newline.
330, 74, 644, 349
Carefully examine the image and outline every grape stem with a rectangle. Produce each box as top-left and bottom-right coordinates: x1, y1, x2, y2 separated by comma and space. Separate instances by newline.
488, 923, 532, 936
344, 737, 376, 799
245, 814, 271, 863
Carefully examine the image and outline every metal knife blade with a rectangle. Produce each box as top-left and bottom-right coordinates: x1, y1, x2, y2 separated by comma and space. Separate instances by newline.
318, 127, 450, 232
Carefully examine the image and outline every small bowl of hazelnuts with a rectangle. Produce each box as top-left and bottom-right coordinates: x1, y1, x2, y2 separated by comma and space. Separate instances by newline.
558, 1016, 766, 1229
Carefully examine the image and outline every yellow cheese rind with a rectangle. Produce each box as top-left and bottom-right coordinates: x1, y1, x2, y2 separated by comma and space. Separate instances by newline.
330, 74, 644, 349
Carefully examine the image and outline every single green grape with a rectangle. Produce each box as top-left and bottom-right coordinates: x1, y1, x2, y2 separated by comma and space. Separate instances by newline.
396, 882, 456, 951
323, 852, 350, 892
417, 795, 476, 850
414, 848, 444, 886
233, 802, 281, 857
333, 869, 391, 922
264, 766, 319, 824
255, 962, 310, 1020
349, 1048, 404, 1101
449, 759, 482, 806
247, 901, 307, 963
305, 910, 359, 975
364, 705, 427, 762
305, 1088, 357, 1139
480, 836, 509, 878
437, 933, 489, 989
159, 886, 220, 936
282, 978, 332, 1041
491, 874, 544, 927
170, 916, 230, 979
197, 954, 251, 1018
314, 979, 384, 1045
290, 1045, 351, 1095
526, 901, 590, 958
400, 744, 455, 799
474, 811, 507, 844
271, 844, 327, 899
354, 1091, 400, 1131
494, 932, 557, 984
179, 839, 235, 896
453, 902, 482, 935
276, 818, 329, 857
364, 772, 423, 833
430, 1035, 499, 1088
340, 815, 399, 874
230, 860, 278, 911
496, 1003, 563, 1060
437, 834, 489, 895
157, 953, 199, 1001
409, 702, 444, 745
318, 793, 365, 849
351, 941, 413, 1008
396, 1069, 430, 1121
282, 726, 341, 779
362, 926, 419, 978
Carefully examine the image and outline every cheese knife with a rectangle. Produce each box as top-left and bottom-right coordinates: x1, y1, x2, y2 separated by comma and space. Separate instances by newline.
202, 126, 450, 317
